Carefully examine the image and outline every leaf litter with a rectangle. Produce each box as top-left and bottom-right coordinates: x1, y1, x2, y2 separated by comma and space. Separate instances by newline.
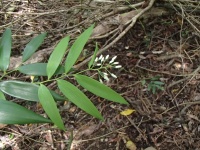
0, 0, 200, 149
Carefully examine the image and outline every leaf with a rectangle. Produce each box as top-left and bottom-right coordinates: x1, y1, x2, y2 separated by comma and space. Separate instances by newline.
57, 79, 103, 120
47, 36, 70, 79
0, 99, 52, 124
88, 42, 98, 68
0, 91, 6, 100
126, 140, 137, 150
120, 109, 135, 116
22, 33, 47, 62
152, 86, 156, 94
144, 147, 157, 150
154, 85, 164, 90
18, 63, 64, 76
153, 81, 165, 85
0, 28, 12, 71
0, 80, 65, 102
65, 24, 94, 73
141, 80, 146, 86
147, 83, 152, 91
38, 84, 65, 130
75, 75, 128, 104
151, 76, 160, 81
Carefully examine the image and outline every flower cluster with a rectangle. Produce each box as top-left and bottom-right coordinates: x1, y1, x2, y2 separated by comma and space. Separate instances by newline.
92, 55, 122, 82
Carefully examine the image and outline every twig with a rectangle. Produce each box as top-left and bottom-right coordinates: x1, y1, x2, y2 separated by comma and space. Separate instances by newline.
74, 0, 156, 69
100, 1, 144, 19
72, 125, 130, 144
67, 130, 74, 150
161, 100, 200, 115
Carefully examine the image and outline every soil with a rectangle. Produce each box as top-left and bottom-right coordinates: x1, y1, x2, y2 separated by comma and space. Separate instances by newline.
0, 0, 200, 150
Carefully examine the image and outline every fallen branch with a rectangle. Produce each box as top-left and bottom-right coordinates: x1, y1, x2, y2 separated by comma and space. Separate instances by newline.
74, 0, 156, 69
9, 0, 158, 70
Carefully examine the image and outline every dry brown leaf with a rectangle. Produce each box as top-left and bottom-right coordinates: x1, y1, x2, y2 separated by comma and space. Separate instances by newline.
92, 8, 167, 37
91, 21, 111, 37
45, 130, 53, 145
0, 124, 7, 129
75, 124, 97, 139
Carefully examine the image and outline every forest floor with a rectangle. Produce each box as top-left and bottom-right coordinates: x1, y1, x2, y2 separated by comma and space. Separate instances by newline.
0, 0, 200, 150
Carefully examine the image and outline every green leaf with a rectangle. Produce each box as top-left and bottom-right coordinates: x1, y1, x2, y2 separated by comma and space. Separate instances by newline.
38, 84, 65, 130
0, 99, 52, 124
0, 90, 6, 100
147, 84, 152, 91
47, 36, 70, 79
75, 75, 128, 104
153, 81, 165, 85
0, 28, 12, 71
88, 42, 98, 68
65, 24, 94, 73
153, 86, 157, 94
154, 84, 164, 90
22, 33, 47, 62
0, 80, 65, 102
57, 79, 103, 120
141, 80, 146, 86
151, 76, 160, 81
18, 63, 64, 76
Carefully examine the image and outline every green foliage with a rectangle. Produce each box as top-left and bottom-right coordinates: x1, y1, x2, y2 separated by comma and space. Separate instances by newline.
0, 91, 6, 100
142, 76, 164, 94
0, 99, 52, 124
0, 25, 128, 130
65, 24, 94, 73
22, 33, 47, 62
75, 74, 128, 104
0, 80, 65, 102
88, 42, 98, 68
0, 29, 12, 71
18, 63, 64, 76
57, 79, 103, 120
47, 36, 70, 79
38, 84, 65, 130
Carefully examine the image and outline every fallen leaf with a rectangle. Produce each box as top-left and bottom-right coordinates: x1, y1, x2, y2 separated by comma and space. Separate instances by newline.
75, 124, 97, 139
45, 130, 53, 145
0, 124, 7, 129
120, 109, 135, 116
126, 140, 137, 150
144, 147, 157, 150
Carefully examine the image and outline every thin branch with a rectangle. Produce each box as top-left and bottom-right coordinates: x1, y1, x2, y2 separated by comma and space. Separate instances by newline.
74, 0, 156, 69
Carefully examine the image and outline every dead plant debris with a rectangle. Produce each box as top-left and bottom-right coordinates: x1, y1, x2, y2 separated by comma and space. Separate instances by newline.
0, 0, 200, 149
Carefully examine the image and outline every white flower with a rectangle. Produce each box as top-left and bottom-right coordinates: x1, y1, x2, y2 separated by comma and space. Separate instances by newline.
102, 72, 108, 76
105, 55, 109, 60
103, 75, 110, 81
101, 56, 105, 62
99, 55, 103, 60
111, 73, 117, 78
109, 56, 117, 64
113, 62, 119, 65
94, 57, 98, 62
115, 65, 122, 68
96, 63, 101, 66
99, 78, 103, 83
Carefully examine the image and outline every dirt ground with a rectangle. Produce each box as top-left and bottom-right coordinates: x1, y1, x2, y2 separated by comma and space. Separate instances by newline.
0, 0, 200, 150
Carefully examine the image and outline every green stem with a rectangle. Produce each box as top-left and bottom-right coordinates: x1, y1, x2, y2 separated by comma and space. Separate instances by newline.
67, 130, 73, 150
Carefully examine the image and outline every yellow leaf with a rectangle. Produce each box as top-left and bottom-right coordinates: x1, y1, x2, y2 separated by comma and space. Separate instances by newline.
177, 16, 183, 25
120, 109, 135, 116
75, 56, 86, 64
126, 140, 137, 150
